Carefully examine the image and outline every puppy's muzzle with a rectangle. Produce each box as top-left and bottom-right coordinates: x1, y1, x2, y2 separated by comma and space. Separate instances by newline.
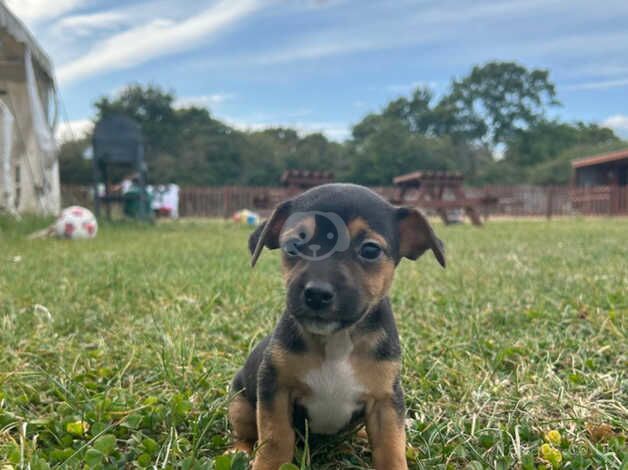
303, 280, 335, 311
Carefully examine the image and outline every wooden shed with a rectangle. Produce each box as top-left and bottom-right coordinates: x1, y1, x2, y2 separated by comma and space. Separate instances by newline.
571, 149, 628, 187
570, 149, 628, 214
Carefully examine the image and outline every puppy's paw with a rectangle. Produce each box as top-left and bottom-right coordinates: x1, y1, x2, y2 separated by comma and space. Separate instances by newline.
355, 425, 369, 441
229, 441, 254, 455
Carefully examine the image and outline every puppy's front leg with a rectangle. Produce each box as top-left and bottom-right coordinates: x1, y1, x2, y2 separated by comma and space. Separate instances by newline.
365, 381, 408, 470
253, 362, 294, 470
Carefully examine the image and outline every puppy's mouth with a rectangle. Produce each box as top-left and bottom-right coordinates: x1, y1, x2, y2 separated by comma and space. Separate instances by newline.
300, 317, 342, 336
291, 307, 367, 336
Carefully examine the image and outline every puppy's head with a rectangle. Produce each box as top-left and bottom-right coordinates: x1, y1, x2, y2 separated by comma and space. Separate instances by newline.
249, 184, 445, 335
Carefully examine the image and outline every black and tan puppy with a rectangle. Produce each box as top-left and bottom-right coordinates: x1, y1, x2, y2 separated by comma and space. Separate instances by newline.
229, 183, 445, 470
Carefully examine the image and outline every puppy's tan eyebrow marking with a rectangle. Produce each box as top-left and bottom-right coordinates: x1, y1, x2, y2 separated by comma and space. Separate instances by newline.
348, 217, 388, 249
348, 217, 369, 238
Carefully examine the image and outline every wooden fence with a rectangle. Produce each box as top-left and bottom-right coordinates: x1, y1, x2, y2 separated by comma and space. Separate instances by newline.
61, 184, 628, 218
179, 186, 278, 218
569, 186, 628, 215
466, 185, 574, 217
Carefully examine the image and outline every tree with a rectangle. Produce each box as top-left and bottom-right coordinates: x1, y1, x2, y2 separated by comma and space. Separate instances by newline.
62, 84, 351, 187
346, 117, 466, 185
380, 87, 439, 134
58, 137, 92, 184
352, 87, 446, 140
505, 120, 619, 167
349, 84, 494, 183
439, 61, 559, 146
58, 67, 624, 188
526, 140, 627, 185
500, 120, 620, 184
94, 84, 179, 159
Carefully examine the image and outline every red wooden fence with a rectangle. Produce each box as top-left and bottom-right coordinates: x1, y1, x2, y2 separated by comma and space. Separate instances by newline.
466, 185, 574, 217
61, 185, 628, 218
569, 186, 628, 215
179, 186, 268, 218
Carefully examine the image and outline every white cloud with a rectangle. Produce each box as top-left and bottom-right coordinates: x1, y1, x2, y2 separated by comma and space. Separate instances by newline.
284, 108, 313, 118
5, 0, 86, 23
251, 38, 381, 65
223, 116, 350, 141
55, 119, 93, 143
568, 64, 628, 80
57, 0, 266, 84
602, 115, 628, 137
174, 93, 236, 109
564, 78, 628, 91
183, 0, 628, 84
244, 0, 559, 66
53, 11, 127, 36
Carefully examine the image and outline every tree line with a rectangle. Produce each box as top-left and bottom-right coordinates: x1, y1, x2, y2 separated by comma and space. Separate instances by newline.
59, 61, 625, 187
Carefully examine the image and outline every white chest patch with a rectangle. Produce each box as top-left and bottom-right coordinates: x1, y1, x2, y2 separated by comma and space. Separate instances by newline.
299, 331, 365, 434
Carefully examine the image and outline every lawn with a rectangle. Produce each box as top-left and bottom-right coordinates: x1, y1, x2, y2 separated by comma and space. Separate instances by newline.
0, 217, 626, 469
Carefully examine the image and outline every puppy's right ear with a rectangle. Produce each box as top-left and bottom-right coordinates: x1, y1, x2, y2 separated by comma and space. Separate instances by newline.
249, 200, 292, 267
396, 206, 446, 267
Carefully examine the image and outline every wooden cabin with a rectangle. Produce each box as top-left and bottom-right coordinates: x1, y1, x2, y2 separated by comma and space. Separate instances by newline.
572, 149, 628, 187
570, 149, 628, 214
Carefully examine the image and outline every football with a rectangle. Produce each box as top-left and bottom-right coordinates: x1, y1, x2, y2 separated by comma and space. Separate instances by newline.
54, 206, 98, 240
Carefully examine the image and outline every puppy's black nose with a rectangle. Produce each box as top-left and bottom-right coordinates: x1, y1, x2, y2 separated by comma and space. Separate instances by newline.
303, 281, 335, 310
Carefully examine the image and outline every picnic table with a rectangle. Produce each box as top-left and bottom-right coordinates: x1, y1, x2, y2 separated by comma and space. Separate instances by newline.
281, 169, 334, 195
252, 169, 335, 215
392, 171, 489, 226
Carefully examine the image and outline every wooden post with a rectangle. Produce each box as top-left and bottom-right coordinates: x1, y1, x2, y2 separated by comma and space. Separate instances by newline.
610, 185, 619, 215
546, 186, 554, 220
223, 186, 231, 219
104, 165, 111, 221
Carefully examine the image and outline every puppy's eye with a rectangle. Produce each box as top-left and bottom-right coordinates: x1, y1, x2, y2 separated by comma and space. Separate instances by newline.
359, 242, 382, 260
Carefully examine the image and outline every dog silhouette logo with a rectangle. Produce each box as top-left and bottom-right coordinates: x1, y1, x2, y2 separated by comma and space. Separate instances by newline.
281, 211, 350, 261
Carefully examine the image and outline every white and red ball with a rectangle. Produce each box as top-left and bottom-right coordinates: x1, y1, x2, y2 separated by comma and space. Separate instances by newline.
54, 206, 98, 240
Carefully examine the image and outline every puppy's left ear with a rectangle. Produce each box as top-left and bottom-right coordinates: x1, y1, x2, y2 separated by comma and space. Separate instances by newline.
396, 207, 446, 267
249, 200, 292, 267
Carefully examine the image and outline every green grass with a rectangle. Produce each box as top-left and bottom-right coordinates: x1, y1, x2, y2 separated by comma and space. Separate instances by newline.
0, 217, 626, 469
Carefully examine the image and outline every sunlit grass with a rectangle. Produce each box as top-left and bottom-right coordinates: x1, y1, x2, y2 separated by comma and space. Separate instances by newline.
0, 217, 626, 469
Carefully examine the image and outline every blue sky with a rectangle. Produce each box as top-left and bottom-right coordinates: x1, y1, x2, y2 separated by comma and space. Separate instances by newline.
7, 0, 628, 141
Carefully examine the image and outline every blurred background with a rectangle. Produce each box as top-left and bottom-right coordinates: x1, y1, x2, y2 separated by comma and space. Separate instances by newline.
1, 0, 628, 219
